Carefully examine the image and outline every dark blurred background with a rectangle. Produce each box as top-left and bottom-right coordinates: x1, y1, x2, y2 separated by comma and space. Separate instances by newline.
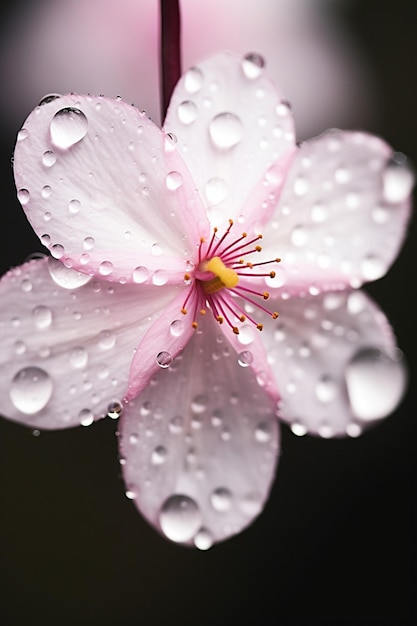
0, 1, 416, 625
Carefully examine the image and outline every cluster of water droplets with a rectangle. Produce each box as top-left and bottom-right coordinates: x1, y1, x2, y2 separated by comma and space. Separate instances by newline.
120, 321, 279, 548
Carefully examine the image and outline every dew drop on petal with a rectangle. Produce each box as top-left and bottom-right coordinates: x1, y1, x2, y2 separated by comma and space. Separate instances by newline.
315, 375, 337, 403
38, 93, 61, 106
241, 52, 265, 79
48, 258, 91, 289
152, 270, 168, 286
194, 528, 213, 550
184, 67, 204, 94
32, 305, 52, 329
17, 128, 29, 141
132, 266, 149, 284
156, 351, 173, 368
291, 224, 308, 247
345, 347, 407, 421
50, 107, 88, 149
169, 320, 184, 337
205, 177, 228, 204
79, 408, 94, 426
210, 487, 232, 512
177, 100, 198, 124
290, 422, 307, 436
165, 171, 183, 191
10, 367, 53, 414
68, 199, 81, 214
42, 150, 57, 167
159, 495, 202, 543
98, 330, 115, 350
17, 188, 30, 205
191, 395, 207, 414
169, 415, 184, 434
69, 346, 88, 368
107, 401, 123, 419
209, 112, 243, 150
360, 254, 385, 281
50, 244, 65, 259
99, 261, 113, 276
237, 350, 253, 367
254, 421, 272, 443
151, 445, 167, 465
383, 154, 414, 203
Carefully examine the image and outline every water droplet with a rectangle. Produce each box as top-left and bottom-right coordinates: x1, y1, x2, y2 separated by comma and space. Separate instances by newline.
17, 128, 29, 141
177, 100, 198, 124
254, 421, 272, 443
169, 415, 183, 434
10, 367, 53, 414
98, 330, 115, 350
276, 101, 291, 117
335, 167, 351, 184
42, 150, 56, 167
383, 154, 414, 203
132, 266, 149, 284
315, 375, 337, 403
98, 261, 113, 276
293, 177, 309, 196
17, 188, 30, 205
210, 487, 232, 512
184, 67, 204, 94
50, 244, 65, 259
21, 278, 32, 292
165, 170, 183, 191
68, 199, 81, 214
107, 401, 123, 419
125, 487, 137, 499
38, 93, 61, 106
151, 445, 167, 465
360, 254, 385, 281
152, 270, 168, 286
209, 112, 243, 150
48, 258, 91, 289
50, 107, 88, 149
241, 52, 265, 79
32, 305, 52, 330
69, 346, 88, 368
159, 494, 202, 543
237, 350, 253, 367
79, 408, 94, 426
240, 492, 263, 516
156, 351, 173, 368
194, 527, 213, 550
191, 395, 207, 414
311, 203, 328, 223
345, 347, 406, 421
290, 224, 308, 247
290, 422, 307, 436
237, 324, 255, 345
169, 320, 184, 337
205, 177, 228, 204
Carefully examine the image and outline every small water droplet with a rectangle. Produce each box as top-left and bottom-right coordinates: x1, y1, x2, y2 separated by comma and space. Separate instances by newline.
68, 198, 81, 214
10, 367, 53, 414
237, 324, 255, 345
165, 170, 183, 191
50, 244, 65, 259
241, 52, 265, 79
184, 67, 204, 93
17, 128, 29, 141
254, 421, 272, 443
209, 112, 243, 150
42, 150, 57, 167
237, 350, 253, 367
194, 527, 213, 550
107, 401, 123, 419
169, 320, 184, 337
383, 154, 414, 203
152, 270, 168, 286
293, 177, 309, 196
132, 266, 149, 284
125, 487, 137, 499
48, 258, 91, 289
32, 305, 52, 330
38, 93, 61, 106
69, 346, 88, 369
291, 224, 308, 247
345, 347, 407, 421
177, 100, 198, 124
315, 375, 337, 403
156, 351, 173, 368
98, 261, 113, 276
169, 415, 183, 434
210, 487, 232, 512
17, 188, 30, 205
79, 408, 94, 426
151, 445, 167, 465
290, 422, 307, 436
50, 107, 88, 149
159, 494, 202, 543
191, 395, 207, 414
98, 330, 115, 350
360, 254, 385, 281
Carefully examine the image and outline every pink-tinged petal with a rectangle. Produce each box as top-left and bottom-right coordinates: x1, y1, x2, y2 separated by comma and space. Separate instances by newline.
14, 94, 210, 283
0, 257, 180, 429
259, 290, 407, 438
163, 51, 296, 230
120, 315, 279, 547
260, 130, 413, 296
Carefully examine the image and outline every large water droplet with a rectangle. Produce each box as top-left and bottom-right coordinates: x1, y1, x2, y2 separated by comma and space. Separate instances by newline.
165, 170, 183, 191
156, 351, 173, 368
169, 320, 185, 337
241, 52, 265, 79
159, 494, 202, 543
237, 350, 253, 367
79, 408, 94, 426
209, 112, 243, 150
132, 266, 149, 284
10, 367, 53, 414
345, 347, 407, 421
383, 154, 414, 203
50, 107, 88, 149
48, 258, 91, 289
42, 151, 56, 167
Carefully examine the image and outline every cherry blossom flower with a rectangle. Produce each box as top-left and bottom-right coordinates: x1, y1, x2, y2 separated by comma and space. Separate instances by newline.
1, 51, 412, 548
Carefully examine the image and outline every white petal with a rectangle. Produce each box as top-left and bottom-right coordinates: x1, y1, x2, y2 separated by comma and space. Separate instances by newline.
119, 315, 279, 547
164, 51, 295, 230
0, 258, 180, 429
260, 290, 407, 437
14, 94, 209, 283
261, 130, 413, 295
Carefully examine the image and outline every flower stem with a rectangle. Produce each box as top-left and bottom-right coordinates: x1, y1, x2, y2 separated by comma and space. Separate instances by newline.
160, 0, 182, 122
